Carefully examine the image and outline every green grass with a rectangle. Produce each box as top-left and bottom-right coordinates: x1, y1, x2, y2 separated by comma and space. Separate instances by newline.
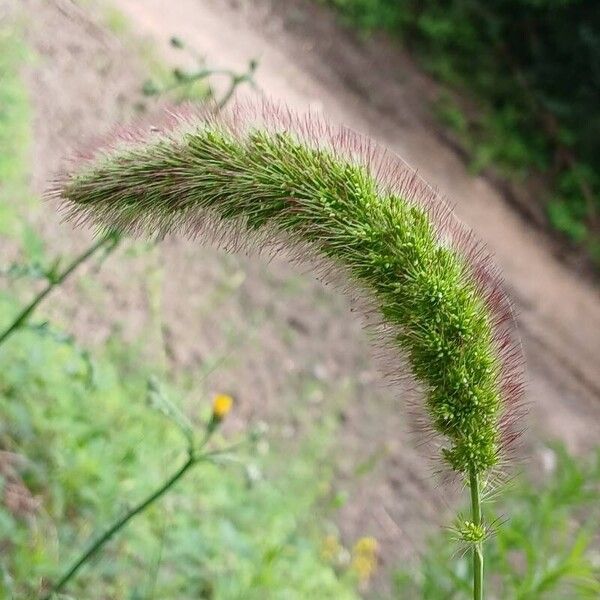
0, 25, 40, 252
394, 446, 600, 599
0, 27, 29, 203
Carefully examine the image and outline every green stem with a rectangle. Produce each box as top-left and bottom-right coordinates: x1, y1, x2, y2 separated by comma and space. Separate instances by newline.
43, 452, 197, 600
470, 468, 484, 600
0, 233, 116, 348
150, 63, 255, 109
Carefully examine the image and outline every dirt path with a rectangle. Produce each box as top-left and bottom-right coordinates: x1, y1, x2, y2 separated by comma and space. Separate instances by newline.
14, 0, 600, 590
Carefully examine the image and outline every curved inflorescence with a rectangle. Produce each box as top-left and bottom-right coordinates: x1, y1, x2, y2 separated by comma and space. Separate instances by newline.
52, 100, 524, 479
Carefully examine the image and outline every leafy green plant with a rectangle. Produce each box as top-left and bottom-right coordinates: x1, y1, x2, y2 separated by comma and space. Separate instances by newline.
41, 386, 241, 599
54, 100, 525, 599
0, 311, 358, 598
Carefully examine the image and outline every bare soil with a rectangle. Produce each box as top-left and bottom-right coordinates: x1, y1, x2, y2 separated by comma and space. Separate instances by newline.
9, 0, 600, 592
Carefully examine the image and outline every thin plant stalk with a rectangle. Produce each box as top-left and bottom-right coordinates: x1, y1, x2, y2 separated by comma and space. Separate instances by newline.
143, 61, 258, 108
216, 64, 257, 110
41, 404, 230, 599
0, 232, 118, 347
470, 469, 484, 600
42, 451, 197, 600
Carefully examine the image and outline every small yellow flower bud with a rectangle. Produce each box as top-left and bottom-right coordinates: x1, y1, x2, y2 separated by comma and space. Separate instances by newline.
212, 394, 233, 419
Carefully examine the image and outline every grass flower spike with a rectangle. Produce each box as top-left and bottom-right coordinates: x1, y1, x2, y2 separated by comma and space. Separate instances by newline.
53, 99, 525, 598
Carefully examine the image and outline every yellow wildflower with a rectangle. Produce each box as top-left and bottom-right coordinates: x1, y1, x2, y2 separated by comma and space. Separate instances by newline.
351, 536, 379, 583
212, 394, 233, 419
353, 536, 378, 555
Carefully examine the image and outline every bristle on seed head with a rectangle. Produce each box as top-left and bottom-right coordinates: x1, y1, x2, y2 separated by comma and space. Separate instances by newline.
50, 98, 525, 478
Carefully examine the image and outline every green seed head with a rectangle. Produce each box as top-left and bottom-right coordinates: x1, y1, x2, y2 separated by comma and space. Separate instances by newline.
454, 519, 488, 544
52, 100, 524, 478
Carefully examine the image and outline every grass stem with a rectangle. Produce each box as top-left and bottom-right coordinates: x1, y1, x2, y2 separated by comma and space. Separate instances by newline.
0, 232, 117, 348
42, 452, 197, 599
470, 468, 484, 600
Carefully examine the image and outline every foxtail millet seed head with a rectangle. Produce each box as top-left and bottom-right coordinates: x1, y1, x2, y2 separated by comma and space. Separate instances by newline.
51, 99, 525, 478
